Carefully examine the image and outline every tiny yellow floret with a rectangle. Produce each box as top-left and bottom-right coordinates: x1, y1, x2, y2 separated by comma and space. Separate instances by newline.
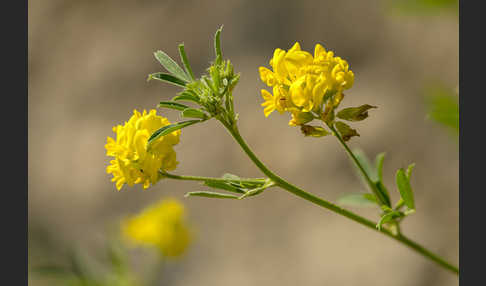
105, 109, 180, 191
259, 42, 354, 125
121, 199, 192, 258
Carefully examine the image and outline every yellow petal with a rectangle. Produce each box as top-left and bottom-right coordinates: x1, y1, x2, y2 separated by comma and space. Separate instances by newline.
263, 105, 275, 117
261, 89, 273, 101
289, 77, 308, 108
314, 43, 326, 59
288, 42, 301, 53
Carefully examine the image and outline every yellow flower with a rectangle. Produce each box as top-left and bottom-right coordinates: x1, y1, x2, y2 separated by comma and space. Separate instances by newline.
260, 86, 289, 117
121, 199, 192, 258
259, 67, 277, 87
261, 89, 276, 117
105, 109, 180, 191
259, 42, 354, 125
269, 48, 290, 85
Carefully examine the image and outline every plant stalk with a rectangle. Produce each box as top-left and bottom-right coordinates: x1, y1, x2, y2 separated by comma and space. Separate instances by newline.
219, 120, 458, 275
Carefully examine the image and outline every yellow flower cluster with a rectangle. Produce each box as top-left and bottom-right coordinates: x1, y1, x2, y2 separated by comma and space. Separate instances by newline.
259, 42, 354, 125
121, 199, 192, 258
105, 109, 180, 191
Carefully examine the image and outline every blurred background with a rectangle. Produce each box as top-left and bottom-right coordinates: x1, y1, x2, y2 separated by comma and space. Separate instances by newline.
28, 0, 458, 285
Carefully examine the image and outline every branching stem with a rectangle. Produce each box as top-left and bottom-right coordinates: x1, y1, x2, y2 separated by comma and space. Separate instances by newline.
216, 119, 458, 275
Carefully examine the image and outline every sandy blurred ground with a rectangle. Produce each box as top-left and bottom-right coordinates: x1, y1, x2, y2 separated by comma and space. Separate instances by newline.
28, 0, 458, 285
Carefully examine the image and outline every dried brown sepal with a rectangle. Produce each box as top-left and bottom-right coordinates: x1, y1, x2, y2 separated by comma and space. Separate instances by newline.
335, 121, 360, 141
301, 125, 330, 137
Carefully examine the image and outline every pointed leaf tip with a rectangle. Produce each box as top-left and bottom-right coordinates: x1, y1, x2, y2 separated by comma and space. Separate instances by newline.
375, 152, 386, 183
147, 120, 201, 148
154, 50, 191, 82
214, 27, 223, 60
337, 104, 377, 122
181, 108, 208, 120
396, 168, 415, 210
158, 101, 190, 111
148, 72, 187, 87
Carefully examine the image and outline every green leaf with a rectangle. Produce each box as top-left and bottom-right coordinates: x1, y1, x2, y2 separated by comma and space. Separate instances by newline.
185, 191, 238, 199
375, 181, 392, 207
153, 50, 190, 82
406, 163, 416, 180
238, 186, 266, 199
375, 152, 386, 183
148, 72, 187, 87
204, 180, 245, 194
214, 26, 223, 61
352, 149, 390, 207
219, 173, 267, 189
396, 168, 415, 210
394, 198, 405, 210
337, 104, 377, 121
202, 76, 217, 93
221, 173, 241, 181
147, 120, 200, 147
352, 149, 378, 182
335, 121, 360, 141
404, 209, 416, 216
157, 101, 190, 111
178, 43, 195, 80
229, 181, 265, 189
425, 84, 459, 135
209, 65, 221, 92
337, 193, 378, 207
376, 211, 402, 230
172, 91, 201, 104
181, 108, 209, 120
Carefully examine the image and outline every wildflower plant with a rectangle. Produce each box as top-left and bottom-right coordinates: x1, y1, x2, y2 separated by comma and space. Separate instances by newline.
105, 27, 458, 275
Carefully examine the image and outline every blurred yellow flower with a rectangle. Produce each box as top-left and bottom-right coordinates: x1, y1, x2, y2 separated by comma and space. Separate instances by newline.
259, 42, 354, 125
122, 199, 192, 258
105, 109, 180, 191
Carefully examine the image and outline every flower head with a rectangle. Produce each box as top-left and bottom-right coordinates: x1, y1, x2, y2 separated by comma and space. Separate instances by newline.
121, 199, 192, 258
105, 109, 180, 191
259, 42, 354, 125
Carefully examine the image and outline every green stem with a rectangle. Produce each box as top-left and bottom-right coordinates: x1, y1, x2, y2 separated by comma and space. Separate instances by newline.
327, 124, 391, 207
331, 125, 376, 188
159, 170, 265, 184
220, 120, 458, 275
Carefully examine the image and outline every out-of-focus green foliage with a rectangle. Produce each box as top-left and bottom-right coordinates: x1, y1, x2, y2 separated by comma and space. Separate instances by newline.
30, 238, 141, 286
388, 0, 458, 15
424, 84, 459, 137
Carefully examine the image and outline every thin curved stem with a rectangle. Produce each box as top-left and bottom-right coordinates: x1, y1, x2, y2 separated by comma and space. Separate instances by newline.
219, 120, 458, 275
329, 125, 380, 191
326, 123, 393, 207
